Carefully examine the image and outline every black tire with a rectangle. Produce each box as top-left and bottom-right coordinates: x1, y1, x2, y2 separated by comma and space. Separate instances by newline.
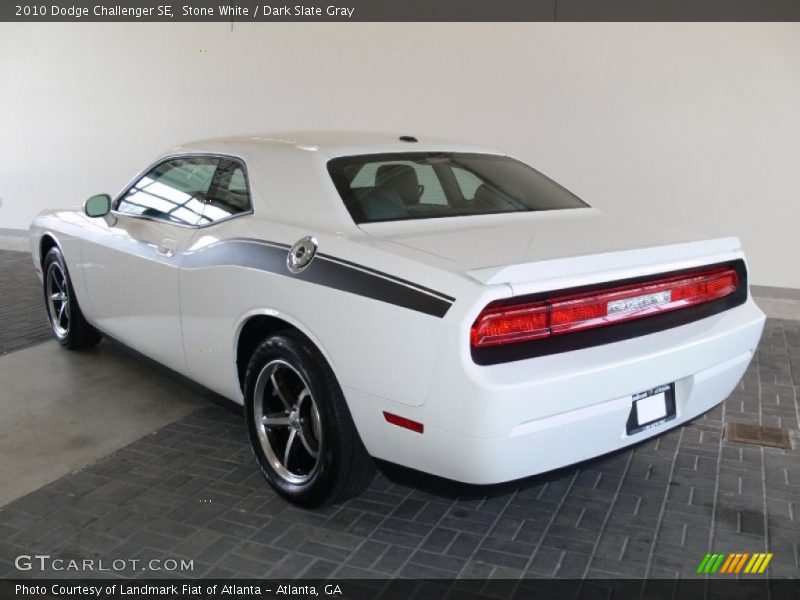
42, 246, 102, 350
244, 330, 375, 507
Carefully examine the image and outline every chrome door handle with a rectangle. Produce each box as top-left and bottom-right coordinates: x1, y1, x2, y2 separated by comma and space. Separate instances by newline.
156, 239, 177, 257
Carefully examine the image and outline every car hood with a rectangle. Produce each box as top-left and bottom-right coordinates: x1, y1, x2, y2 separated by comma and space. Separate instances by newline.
359, 208, 742, 287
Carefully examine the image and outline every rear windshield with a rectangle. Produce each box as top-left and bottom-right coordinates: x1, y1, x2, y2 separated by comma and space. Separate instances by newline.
327, 152, 587, 224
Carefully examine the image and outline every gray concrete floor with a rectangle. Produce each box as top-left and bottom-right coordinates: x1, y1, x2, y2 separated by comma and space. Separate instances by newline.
0, 340, 206, 506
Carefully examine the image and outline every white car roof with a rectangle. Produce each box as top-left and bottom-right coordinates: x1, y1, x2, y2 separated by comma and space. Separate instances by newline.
155, 132, 507, 234
169, 131, 501, 159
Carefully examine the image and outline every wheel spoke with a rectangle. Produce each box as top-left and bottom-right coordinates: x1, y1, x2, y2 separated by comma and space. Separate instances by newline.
310, 404, 322, 446
297, 428, 319, 458
45, 264, 71, 337
271, 372, 294, 410
283, 428, 297, 468
296, 386, 311, 408
262, 414, 290, 427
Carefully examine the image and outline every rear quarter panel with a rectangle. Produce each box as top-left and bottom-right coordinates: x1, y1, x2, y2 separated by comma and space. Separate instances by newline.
178, 217, 464, 407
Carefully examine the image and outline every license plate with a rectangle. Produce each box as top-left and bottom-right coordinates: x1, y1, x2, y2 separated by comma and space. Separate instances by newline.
626, 383, 676, 435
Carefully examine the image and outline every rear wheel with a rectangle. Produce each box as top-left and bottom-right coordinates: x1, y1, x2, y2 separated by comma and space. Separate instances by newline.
244, 331, 375, 507
43, 246, 102, 349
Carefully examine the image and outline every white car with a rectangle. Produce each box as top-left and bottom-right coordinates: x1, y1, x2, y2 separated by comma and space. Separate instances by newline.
29, 132, 765, 507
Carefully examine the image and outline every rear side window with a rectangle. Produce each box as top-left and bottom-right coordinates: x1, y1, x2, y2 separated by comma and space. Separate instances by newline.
327, 152, 587, 224
202, 161, 252, 223
116, 156, 251, 226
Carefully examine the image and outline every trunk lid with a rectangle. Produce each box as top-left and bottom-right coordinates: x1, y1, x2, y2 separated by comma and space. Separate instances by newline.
360, 208, 742, 292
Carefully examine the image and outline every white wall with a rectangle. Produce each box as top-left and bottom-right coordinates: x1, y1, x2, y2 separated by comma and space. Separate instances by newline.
1, 23, 798, 287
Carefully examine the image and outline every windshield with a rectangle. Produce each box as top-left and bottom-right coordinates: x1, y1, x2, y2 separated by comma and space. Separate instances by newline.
327, 152, 587, 224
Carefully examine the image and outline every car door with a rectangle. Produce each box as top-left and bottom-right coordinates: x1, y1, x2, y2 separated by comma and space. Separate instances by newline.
80, 156, 222, 374
178, 158, 255, 393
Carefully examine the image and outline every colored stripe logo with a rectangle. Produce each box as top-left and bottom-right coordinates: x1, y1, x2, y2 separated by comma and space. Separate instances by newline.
696, 553, 773, 574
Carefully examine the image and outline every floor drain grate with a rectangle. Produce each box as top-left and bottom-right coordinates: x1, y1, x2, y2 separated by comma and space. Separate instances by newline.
724, 421, 791, 449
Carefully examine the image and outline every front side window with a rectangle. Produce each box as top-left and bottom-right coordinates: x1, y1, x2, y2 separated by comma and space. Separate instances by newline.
327, 152, 587, 224
116, 156, 251, 226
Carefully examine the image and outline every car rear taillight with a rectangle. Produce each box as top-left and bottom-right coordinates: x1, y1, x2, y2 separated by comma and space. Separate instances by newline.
470, 267, 739, 348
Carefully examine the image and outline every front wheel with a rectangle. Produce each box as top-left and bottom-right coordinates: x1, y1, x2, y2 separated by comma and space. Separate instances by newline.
244, 331, 375, 507
42, 246, 102, 350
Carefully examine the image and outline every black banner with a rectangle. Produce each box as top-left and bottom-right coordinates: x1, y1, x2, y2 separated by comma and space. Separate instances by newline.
3, 0, 800, 22
3, 579, 800, 600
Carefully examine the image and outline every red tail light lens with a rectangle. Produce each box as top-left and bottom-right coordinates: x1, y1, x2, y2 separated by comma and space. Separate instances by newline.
468, 303, 550, 347
471, 267, 739, 348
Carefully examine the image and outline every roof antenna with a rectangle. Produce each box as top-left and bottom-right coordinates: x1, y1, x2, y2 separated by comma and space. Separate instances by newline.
399, 135, 418, 142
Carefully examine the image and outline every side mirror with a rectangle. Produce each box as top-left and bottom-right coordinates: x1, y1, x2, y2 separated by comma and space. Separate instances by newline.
84, 194, 111, 218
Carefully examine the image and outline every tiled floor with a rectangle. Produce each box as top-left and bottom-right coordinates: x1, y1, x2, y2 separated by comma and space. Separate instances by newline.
0, 251, 798, 580
0, 250, 51, 355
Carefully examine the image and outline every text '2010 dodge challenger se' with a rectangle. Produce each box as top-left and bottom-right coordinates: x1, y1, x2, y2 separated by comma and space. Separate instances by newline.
30, 132, 766, 507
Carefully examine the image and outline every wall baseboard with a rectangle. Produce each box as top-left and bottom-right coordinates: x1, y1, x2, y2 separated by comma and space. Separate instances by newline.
0, 228, 27, 237
751, 285, 800, 301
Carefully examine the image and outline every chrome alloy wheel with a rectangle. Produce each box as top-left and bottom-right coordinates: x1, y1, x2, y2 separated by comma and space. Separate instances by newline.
253, 359, 323, 485
46, 262, 70, 338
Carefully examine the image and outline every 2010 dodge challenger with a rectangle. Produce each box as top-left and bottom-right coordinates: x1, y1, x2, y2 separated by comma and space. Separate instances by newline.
29, 132, 766, 506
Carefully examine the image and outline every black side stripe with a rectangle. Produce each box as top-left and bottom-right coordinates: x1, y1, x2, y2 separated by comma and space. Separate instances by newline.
316, 253, 455, 303
232, 237, 455, 303
182, 239, 454, 318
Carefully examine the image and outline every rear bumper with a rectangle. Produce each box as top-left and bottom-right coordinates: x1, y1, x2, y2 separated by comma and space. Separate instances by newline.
404, 348, 751, 484
350, 298, 765, 484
